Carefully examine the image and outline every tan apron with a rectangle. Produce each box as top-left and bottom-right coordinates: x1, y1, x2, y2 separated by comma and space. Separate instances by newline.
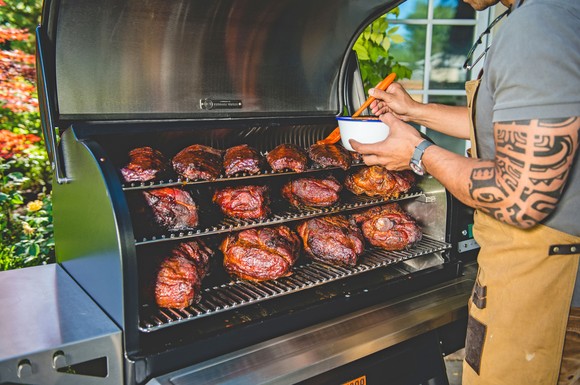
462, 78, 580, 385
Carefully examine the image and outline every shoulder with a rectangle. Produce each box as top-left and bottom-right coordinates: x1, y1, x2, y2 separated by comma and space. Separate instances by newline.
483, 0, 580, 121
499, 0, 579, 47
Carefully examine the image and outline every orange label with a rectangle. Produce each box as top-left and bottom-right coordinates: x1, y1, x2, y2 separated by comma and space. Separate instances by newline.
342, 375, 367, 385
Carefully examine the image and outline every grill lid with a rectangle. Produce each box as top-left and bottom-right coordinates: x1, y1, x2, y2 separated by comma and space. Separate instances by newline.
40, 0, 400, 121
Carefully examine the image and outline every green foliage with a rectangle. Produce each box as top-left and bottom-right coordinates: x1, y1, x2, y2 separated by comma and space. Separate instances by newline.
353, 9, 413, 92
0, 0, 43, 53
1, 0, 53, 271
0, 163, 54, 270
1, 107, 41, 134
0, 107, 52, 271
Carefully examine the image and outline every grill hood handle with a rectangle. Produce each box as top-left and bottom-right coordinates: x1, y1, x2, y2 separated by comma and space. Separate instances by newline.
36, 27, 70, 184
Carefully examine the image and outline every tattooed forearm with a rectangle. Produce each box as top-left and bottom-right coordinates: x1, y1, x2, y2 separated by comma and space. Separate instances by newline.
469, 117, 579, 228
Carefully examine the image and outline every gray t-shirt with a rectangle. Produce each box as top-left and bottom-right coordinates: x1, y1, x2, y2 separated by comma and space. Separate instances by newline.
474, 0, 580, 306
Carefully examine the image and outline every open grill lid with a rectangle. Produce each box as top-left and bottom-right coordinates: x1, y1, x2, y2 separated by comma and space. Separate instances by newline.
39, 0, 401, 122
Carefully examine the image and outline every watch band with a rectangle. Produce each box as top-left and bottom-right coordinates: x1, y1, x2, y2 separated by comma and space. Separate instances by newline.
410, 139, 433, 175
412, 139, 433, 160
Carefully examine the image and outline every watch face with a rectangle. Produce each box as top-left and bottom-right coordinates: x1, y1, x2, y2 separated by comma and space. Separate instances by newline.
409, 161, 425, 176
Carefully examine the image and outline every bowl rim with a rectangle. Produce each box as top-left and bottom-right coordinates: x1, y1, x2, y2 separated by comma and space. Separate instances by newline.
336, 116, 382, 122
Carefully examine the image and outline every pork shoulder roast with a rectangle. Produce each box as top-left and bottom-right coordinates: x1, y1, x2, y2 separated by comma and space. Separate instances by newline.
281, 175, 342, 208
220, 225, 301, 281
155, 240, 213, 309
223, 144, 263, 176
172, 144, 223, 180
213, 185, 270, 219
121, 146, 168, 182
297, 215, 364, 266
143, 187, 199, 230
266, 143, 308, 173
308, 143, 352, 170
345, 166, 415, 198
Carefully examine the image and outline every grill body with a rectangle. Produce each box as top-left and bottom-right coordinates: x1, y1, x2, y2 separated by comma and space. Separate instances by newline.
33, 0, 479, 383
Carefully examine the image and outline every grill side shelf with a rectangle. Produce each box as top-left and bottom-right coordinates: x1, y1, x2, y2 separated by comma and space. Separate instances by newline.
134, 190, 424, 246
139, 237, 451, 332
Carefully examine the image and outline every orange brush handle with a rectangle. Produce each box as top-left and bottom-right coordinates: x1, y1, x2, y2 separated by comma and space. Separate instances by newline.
319, 72, 396, 145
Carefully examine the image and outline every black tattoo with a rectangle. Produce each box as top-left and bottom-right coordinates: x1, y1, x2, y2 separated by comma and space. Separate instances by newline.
469, 117, 579, 227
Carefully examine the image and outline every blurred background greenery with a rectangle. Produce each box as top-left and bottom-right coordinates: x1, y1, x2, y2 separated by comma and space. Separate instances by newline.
1, 0, 53, 270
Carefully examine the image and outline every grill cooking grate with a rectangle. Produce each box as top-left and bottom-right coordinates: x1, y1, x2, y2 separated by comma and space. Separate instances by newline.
134, 190, 424, 245
122, 157, 365, 191
139, 236, 450, 332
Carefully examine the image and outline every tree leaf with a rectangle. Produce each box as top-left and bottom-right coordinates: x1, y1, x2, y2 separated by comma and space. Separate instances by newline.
388, 26, 400, 34
371, 32, 383, 45
354, 45, 369, 60
389, 34, 405, 44
381, 39, 391, 52
27, 243, 40, 257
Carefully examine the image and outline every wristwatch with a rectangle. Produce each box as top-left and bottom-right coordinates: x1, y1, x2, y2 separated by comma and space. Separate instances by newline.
409, 139, 433, 176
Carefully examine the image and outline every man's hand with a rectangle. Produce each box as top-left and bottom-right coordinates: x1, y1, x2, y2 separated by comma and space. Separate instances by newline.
369, 83, 419, 122
349, 112, 423, 171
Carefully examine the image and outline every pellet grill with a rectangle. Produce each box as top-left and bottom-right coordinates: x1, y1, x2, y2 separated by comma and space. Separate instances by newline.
0, 0, 480, 384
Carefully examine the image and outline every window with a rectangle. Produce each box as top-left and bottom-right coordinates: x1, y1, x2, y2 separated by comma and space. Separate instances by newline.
381, 0, 497, 155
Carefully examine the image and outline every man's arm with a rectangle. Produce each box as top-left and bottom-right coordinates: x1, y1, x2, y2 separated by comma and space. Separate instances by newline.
423, 117, 580, 228
369, 85, 471, 139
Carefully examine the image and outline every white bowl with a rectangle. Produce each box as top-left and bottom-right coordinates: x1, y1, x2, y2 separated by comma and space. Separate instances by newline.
337, 117, 390, 151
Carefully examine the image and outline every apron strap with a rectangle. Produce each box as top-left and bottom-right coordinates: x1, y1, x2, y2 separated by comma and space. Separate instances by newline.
549, 244, 580, 255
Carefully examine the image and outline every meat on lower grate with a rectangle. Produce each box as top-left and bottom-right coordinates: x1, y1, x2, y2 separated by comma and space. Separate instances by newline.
220, 225, 301, 281
155, 240, 213, 309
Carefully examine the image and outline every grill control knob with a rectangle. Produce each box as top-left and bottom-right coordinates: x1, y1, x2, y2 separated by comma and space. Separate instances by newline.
17, 359, 32, 378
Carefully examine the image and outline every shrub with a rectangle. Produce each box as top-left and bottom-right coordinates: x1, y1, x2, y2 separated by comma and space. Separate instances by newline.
353, 8, 413, 92
1, 0, 53, 271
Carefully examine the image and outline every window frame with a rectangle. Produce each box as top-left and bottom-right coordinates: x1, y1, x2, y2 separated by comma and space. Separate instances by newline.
386, 1, 498, 152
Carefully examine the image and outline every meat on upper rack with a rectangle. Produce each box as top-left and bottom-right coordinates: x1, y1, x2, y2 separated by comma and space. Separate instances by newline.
266, 143, 308, 173
297, 215, 364, 267
155, 240, 213, 309
308, 143, 352, 170
351, 203, 422, 250
213, 185, 270, 219
143, 187, 199, 230
223, 144, 263, 176
172, 144, 223, 180
281, 175, 342, 208
220, 225, 301, 281
121, 146, 168, 182
345, 166, 416, 198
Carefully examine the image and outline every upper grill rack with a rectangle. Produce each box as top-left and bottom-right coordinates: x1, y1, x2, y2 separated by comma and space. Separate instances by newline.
122, 157, 365, 191
139, 236, 451, 332
134, 190, 424, 245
